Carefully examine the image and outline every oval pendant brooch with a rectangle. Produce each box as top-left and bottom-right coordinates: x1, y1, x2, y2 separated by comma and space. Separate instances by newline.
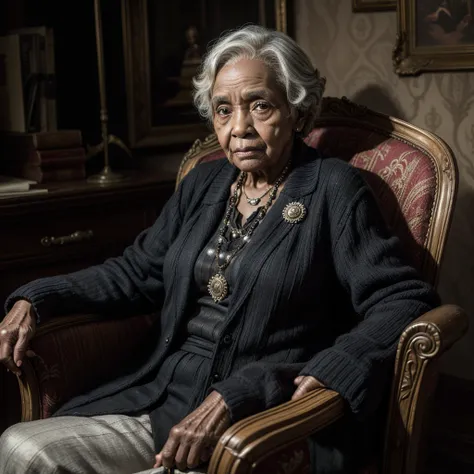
208, 273, 229, 303
282, 202, 307, 224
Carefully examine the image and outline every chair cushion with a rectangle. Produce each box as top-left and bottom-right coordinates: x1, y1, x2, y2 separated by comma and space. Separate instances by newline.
29, 314, 156, 418
306, 127, 436, 271
235, 438, 378, 474
200, 149, 226, 163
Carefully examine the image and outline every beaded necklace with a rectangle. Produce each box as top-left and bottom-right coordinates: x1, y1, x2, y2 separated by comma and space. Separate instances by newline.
242, 184, 272, 206
207, 159, 291, 303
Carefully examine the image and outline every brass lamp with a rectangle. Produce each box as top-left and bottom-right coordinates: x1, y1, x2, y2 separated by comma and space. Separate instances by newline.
87, 0, 129, 184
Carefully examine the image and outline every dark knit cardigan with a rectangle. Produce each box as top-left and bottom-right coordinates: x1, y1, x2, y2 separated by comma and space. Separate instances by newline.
5, 145, 439, 424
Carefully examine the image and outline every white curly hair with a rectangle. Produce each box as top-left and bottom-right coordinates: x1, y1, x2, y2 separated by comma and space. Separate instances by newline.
193, 24, 326, 137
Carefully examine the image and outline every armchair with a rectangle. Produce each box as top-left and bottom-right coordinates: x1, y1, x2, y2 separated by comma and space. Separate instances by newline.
1, 97, 468, 474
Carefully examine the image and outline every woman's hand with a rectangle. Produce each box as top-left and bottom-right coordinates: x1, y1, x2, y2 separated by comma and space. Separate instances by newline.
0, 300, 36, 375
292, 375, 325, 400
154, 390, 231, 471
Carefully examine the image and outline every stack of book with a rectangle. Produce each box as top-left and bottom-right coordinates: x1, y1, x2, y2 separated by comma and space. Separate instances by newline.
1, 129, 87, 183
0, 26, 56, 133
0, 175, 48, 199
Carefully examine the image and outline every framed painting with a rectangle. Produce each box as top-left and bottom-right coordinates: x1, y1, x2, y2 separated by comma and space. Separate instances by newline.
352, 0, 396, 12
394, 0, 474, 75
121, 0, 293, 149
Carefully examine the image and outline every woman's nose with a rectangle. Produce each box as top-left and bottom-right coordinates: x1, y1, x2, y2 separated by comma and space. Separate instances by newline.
231, 109, 253, 137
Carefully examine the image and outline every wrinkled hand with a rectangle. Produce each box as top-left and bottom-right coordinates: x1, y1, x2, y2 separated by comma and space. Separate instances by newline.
0, 300, 36, 375
154, 390, 231, 471
292, 375, 325, 400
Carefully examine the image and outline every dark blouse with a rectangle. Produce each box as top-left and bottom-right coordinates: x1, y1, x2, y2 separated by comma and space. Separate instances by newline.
152, 204, 262, 449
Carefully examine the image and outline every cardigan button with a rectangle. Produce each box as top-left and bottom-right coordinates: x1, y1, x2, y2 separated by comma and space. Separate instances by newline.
223, 334, 232, 345
212, 373, 220, 382
165, 337, 170, 344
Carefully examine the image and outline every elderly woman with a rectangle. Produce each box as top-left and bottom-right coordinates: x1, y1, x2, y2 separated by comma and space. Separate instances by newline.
0, 25, 438, 474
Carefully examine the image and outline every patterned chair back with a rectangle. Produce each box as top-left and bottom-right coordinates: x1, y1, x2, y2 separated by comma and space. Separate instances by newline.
177, 96, 457, 287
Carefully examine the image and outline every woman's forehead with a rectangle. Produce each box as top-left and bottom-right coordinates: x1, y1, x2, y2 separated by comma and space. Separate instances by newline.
212, 59, 282, 100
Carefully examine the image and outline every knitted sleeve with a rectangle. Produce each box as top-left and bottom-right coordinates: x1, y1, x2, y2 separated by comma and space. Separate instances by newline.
4, 168, 201, 322
299, 165, 440, 418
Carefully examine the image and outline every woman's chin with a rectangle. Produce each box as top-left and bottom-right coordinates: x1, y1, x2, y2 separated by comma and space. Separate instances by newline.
231, 155, 267, 172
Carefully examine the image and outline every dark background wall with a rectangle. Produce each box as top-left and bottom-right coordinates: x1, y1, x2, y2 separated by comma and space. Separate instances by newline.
1, 0, 127, 149
1, 0, 294, 160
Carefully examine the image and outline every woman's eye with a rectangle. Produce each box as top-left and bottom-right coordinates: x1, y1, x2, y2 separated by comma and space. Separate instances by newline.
253, 102, 270, 111
216, 106, 231, 116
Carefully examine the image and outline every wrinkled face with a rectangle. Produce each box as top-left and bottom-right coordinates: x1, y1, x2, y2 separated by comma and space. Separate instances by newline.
212, 58, 298, 174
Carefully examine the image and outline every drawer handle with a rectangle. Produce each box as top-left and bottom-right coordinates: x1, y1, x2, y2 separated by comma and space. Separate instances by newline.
41, 230, 94, 247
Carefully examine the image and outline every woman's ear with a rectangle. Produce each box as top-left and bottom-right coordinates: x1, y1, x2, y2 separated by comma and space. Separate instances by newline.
290, 108, 306, 134
293, 112, 306, 133
295, 117, 305, 133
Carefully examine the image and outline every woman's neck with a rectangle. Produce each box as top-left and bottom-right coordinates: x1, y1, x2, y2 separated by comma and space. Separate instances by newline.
244, 139, 299, 189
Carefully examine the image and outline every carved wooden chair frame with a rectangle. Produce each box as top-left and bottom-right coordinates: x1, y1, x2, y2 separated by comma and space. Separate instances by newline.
12, 97, 468, 474
175, 96, 468, 473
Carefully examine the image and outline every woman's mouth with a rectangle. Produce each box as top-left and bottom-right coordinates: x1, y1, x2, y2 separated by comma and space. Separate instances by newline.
232, 147, 265, 158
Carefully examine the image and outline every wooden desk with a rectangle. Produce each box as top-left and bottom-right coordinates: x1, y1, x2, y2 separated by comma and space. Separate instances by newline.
0, 168, 175, 431
0, 169, 175, 308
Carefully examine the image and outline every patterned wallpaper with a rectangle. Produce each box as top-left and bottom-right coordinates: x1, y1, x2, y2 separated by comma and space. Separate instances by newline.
295, 0, 474, 379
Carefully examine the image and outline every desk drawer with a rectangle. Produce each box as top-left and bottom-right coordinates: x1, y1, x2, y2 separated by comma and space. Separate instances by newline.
1, 205, 153, 264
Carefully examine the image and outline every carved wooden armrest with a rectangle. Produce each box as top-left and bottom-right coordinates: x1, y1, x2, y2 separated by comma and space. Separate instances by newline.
208, 304, 468, 474
10, 313, 156, 424
383, 304, 468, 474
208, 388, 345, 474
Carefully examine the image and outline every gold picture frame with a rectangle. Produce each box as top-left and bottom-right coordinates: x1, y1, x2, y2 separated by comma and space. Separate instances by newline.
121, 0, 292, 149
352, 0, 396, 12
394, 0, 474, 75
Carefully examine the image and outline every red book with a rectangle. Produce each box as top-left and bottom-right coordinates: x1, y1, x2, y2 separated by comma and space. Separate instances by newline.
0, 147, 87, 176
2, 130, 83, 151
21, 164, 86, 183
33, 155, 86, 170
27, 147, 87, 166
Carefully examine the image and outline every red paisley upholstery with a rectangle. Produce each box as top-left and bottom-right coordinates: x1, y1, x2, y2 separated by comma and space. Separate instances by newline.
252, 442, 312, 474
28, 314, 156, 418
200, 150, 226, 164
305, 127, 436, 272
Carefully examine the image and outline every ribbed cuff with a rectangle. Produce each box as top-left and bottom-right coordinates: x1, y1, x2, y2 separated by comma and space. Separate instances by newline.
210, 376, 264, 423
4, 276, 72, 323
300, 348, 368, 415
3, 295, 41, 324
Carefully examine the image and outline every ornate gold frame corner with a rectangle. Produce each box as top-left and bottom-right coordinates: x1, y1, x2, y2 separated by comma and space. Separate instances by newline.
352, 0, 396, 13
394, 0, 474, 75
121, 0, 209, 149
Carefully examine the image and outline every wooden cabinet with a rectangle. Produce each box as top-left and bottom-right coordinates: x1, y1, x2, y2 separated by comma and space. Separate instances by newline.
0, 170, 175, 306
0, 167, 176, 432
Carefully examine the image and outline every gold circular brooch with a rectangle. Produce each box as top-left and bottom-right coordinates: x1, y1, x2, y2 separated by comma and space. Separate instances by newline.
282, 202, 306, 224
